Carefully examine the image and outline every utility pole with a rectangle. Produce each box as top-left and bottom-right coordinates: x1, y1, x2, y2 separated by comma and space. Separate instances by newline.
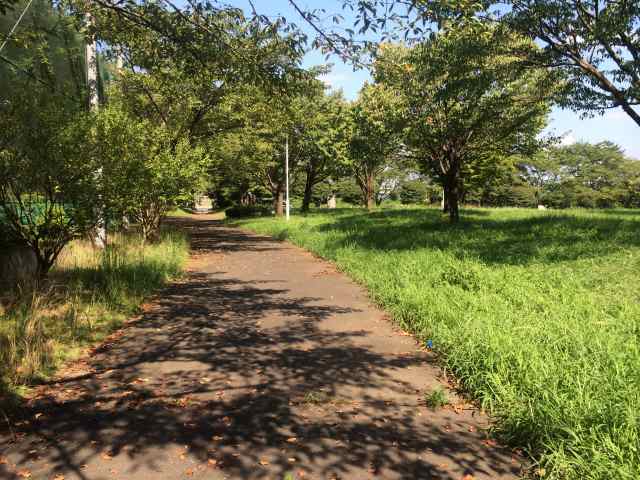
86, 11, 106, 249
285, 134, 290, 221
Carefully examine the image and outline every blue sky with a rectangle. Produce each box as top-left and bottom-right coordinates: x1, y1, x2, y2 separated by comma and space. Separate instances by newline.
228, 0, 639, 159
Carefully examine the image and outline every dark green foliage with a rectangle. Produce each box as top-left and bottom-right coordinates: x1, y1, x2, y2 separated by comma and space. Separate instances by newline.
399, 180, 428, 204
333, 178, 363, 205
519, 142, 640, 209
0, 2, 98, 277
225, 204, 272, 219
0, 0, 19, 15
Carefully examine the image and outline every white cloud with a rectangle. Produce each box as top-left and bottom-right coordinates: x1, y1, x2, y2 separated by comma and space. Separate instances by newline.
318, 72, 348, 89
560, 132, 577, 146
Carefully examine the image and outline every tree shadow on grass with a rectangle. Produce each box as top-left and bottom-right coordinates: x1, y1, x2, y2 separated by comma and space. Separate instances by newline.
311, 208, 640, 265
0, 267, 519, 480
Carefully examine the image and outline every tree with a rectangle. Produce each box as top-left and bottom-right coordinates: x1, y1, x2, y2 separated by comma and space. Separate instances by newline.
502, 0, 640, 127
349, 83, 403, 210
400, 179, 429, 205
287, 0, 640, 127
298, 89, 351, 212
92, 1, 307, 224
376, 24, 554, 221
0, 108, 99, 277
209, 86, 300, 217
519, 142, 639, 208
94, 102, 208, 241
0, 0, 18, 15
0, 1, 99, 278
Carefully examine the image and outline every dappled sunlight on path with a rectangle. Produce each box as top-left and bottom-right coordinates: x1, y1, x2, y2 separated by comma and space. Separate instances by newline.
1, 215, 523, 480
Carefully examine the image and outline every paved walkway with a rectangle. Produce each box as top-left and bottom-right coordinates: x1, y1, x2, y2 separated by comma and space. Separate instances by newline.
1, 216, 522, 479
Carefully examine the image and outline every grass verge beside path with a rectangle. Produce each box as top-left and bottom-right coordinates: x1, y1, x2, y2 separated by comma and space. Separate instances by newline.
234, 207, 640, 480
0, 228, 188, 400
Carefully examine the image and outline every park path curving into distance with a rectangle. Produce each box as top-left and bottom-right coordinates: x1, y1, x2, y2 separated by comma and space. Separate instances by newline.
1, 215, 523, 480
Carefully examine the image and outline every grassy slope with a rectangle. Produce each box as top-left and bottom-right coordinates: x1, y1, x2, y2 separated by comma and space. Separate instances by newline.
0, 229, 189, 397
235, 207, 640, 480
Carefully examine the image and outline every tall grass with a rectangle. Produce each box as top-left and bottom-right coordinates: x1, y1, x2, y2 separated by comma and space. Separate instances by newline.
0, 229, 188, 396
235, 207, 640, 480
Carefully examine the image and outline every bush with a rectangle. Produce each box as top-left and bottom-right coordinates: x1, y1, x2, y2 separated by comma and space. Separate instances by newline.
400, 180, 428, 204
225, 204, 272, 219
334, 179, 363, 205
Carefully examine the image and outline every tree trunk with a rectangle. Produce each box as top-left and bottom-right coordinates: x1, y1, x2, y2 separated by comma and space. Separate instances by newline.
301, 168, 316, 213
274, 189, 284, 217
445, 173, 460, 223
365, 173, 375, 211
442, 183, 450, 214
139, 203, 162, 243
86, 12, 106, 250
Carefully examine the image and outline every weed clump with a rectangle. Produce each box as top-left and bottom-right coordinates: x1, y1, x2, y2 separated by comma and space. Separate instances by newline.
0, 229, 188, 394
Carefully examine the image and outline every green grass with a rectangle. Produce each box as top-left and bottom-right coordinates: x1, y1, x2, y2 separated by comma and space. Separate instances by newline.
233, 206, 640, 480
0, 228, 189, 398
424, 387, 450, 409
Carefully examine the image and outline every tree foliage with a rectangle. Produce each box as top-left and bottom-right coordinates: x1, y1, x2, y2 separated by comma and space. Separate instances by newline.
376, 24, 554, 221
348, 83, 403, 210
519, 142, 640, 208
0, 1, 96, 277
503, 0, 640, 126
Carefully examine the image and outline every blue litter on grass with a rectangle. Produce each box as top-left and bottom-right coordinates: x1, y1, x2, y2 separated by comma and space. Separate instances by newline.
426, 339, 433, 349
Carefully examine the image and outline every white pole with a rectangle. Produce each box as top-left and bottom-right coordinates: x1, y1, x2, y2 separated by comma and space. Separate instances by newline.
86, 12, 106, 249
285, 134, 290, 221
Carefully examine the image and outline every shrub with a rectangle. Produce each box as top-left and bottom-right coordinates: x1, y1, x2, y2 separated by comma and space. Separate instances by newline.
400, 180, 429, 204
225, 204, 272, 219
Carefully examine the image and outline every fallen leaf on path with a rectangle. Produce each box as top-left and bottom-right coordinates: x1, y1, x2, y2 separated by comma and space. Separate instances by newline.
185, 468, 194, 476
462, 475, 475, 480
259, 459, 269, 466
286, 437, 298, 443
101, 452, 113, 461
17, 470, 31, 478
207, 459, 218, 466
53, 475, 65, 480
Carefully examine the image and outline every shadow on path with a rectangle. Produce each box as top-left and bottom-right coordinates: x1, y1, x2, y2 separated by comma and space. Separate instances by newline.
1, 216, 522, 480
